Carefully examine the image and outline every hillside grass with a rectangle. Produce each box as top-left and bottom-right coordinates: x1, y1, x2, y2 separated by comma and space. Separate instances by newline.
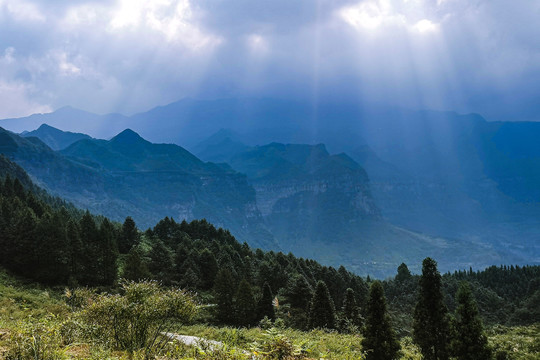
0, 269, 538, 360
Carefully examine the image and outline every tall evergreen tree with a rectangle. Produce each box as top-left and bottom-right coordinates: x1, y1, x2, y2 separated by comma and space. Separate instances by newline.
148, 238, 174, 284
99, 218, 119, 285
235, 278, 256, 327
413, 258, 451, 360
342, 288, 362, 326
395, 263, 412, 283
308, 280, 336, 329
66, 219, 83, 284
79, 211, 101, 285
118, 216, 139, 254
283, 274, 313, 329
36, 212, 70, 284
214, 267, 236, 324
198, 248, 218, 290
257, 282, 275, 321
361, 281, 401, 360
451, 282, 492, 360
122, 245, 150, 281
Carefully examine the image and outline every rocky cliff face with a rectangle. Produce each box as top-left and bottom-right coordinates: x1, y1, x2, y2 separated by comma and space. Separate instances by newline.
224, 143, 381, 244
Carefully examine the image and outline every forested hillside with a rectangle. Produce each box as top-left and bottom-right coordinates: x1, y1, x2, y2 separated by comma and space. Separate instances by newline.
0, 155, 538, 332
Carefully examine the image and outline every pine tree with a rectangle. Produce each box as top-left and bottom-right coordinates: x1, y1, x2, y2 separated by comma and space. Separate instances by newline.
148, 238, 174, 284
257, 282, 275, 321
36, 212, 70, 284
119, 216, 139, 254
284, 274, 313, 310
214, 267, 236, 324
234, 278, 256, 327
361, 281, 401, 360
451, 282, 492, 360
198, 248, 218, 290
79, 211, 100, 285
308, 280, 336, 329
283, 274, 313, 329
396, 263, 412, 283
66, 219, 83, 284
99, 218, 119, 285
342, 288, 362, 326
122, 246, 150, 281
413, 258, 451, 360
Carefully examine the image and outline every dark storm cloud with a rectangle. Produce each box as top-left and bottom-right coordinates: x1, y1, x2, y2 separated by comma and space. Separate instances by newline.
0, 0, 538, 121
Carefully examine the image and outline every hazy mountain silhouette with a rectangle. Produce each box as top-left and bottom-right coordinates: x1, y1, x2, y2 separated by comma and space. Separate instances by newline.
22, 123, 92, 150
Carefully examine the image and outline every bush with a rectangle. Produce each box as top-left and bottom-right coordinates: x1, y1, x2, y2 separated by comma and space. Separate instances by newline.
251, 328, 310, 360
5, 315, 66, 360
79, 280, 197, 357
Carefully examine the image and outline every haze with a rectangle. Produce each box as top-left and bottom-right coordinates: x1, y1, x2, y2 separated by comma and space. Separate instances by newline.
1, 0, 539, 122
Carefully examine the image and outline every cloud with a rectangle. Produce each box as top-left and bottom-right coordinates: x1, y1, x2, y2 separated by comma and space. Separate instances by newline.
0, 0, 538, 121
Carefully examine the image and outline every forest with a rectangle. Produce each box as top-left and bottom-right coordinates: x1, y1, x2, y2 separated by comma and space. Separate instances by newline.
0, 156, 539, 359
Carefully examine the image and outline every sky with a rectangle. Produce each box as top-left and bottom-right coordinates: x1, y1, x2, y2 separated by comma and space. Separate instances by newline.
0, 0, 539, 121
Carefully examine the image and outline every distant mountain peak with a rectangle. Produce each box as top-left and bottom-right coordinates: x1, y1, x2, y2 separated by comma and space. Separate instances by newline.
110, 129, 146, 144
37, 123, 55, 130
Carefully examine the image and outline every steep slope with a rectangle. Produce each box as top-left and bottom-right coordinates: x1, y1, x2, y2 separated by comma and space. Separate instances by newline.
0, 127, 275, 249
22, 124, 92, 150
195, 139, 500, 276
3, 99, 540, 271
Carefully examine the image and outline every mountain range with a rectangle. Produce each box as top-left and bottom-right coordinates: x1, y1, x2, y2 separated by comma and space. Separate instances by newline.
1, 97, 539, 275
0, 123, 503, 276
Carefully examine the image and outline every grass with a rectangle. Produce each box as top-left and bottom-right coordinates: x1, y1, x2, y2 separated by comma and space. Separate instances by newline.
0, 269, 538, 360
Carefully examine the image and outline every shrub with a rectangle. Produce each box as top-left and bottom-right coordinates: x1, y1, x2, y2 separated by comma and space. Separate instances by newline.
5, 315, 66, 360
79, 280, 197, 358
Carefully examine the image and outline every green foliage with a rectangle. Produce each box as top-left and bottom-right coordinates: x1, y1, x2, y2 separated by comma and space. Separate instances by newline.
413, 258, 451, 360
80, 280, 197, 356
119, 216, 139, 254
147, 238, 174, 284
122, 245, 150, 281
308, 281, 336, 330
488, 324, 540, 360
362, 281, 401, 360
340, 288, 362, 331
5, 315, 67, 360
251, 328, 310, 359
235, 278, 257, 327
451, 281, 492, 360
257, 283, 276, 322
214, 268, 236, 324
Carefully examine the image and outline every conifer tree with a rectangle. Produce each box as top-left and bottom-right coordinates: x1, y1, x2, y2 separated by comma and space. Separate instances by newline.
122, 245, 150, 281
66, 219, 83, 284
148, 238, 174, 284
308, 280, 336, 329
179, 253, 201, 289
79, 211, 100, 285
413, 258, 451, 360
36, 212, 70, 284
283, 274, 313, 329
451, 282, 492, 360
235, 278, 256, 327
198, 248, 218, 290
119, 216, 139, 254
99, 218, 119, 285
214, 267, 236, 324
361, 281, 401, 360
396, 263, 412, 283
284, 274, 313, 310
257, 282, 275, 321
342, 288, 362, 326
